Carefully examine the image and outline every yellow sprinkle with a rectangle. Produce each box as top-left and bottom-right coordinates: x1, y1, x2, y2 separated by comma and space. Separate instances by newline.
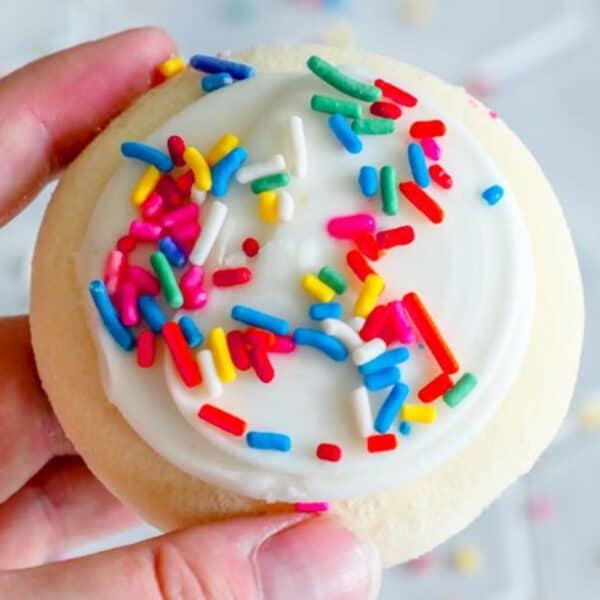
259, 191, 278, 223
401, 404, 437, 424
206, 133, 240, 166
183, 146, 212, 191
452, 545, 481, 575
302, 274, 336, 303
131, 165, 160, 206
207, 328, 236, 383
578, 401, 600, 431
354, 274, 385, 317
158, 56, 186, 79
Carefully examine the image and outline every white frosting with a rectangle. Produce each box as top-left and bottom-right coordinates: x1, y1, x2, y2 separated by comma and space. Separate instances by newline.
78, 70, 535, 502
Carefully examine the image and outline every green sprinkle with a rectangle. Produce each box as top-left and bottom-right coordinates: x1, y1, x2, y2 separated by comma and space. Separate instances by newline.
307, 55, 381, 103
311, 94, 362, 119
444, 373, 478, 407
318, 266, 348, 295
251, 173, 289, 194
150, 251, 183, 309
381, 166, 399, 216
352, 118, 395, 135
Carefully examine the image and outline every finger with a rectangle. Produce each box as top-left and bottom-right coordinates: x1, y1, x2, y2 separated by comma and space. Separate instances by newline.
0, 316, 75, 502
0, 456, 139, 570
0, 27, 177, 225
4, 515, 381, 600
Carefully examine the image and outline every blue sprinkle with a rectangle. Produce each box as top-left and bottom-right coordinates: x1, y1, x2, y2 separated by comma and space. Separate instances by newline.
89, 280, 135, 351
482, 185, 504, 206
211, 147, 248, 196
309, 302, 343, 321
364, 366, 401, 391
138, 295, 167, 334
328, 113, 363, 154
359, 165, 378, 197
231, 305, 289, 335
408, 142, 430, 188
189, 54, 255, 80
359, 347, 410, 376
178, 316, 204, 348
202, 72, 234, 93
374, 383, 409, 433
246, 431, 291, 452
399, 421, 412, 436
121, 141, 173, 172
294, 328, 349, 361
159, 236, 187, 268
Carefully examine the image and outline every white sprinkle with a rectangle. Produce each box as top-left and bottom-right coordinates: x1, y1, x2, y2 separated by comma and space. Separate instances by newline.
277, 190, 295, 222
235, 154, 286, 184
287, 115, 307, 179
352, 338, 386, 366
351, 386, 373, 437
189, 201, 228, 266
190, 187, 206, 205
346, 317, 365, 332
321, 318, 362, 350
197, 350, 223, 398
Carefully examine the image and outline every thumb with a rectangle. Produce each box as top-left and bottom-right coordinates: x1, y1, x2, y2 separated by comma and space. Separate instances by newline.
3, 513, 381, 599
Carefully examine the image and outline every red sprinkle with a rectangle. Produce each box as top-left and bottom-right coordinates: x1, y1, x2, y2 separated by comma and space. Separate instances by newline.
418, 373, 454, 403
409, 120, 447, 139
346, 250, 375, 282
370, 101, 402, 120
367, 434, 398, 453
167, 135, 186, 167
399, 181, 444, 224
212, 267, 252, 287
249, 346, 275, 383
374, 78, 418, 107
354, 231, 380, 261
176, 169, 195, 197
198, 404, 246, 436
227, 330, 251, 371
360, 305, 390, 341
136, 330, 156, 368
156, 175, 184, 207
246, 327, 276, 349
270, 335, 296, 353
316, 443, 342, 462
429, 164, 453, 189
242, 237, 260, 258
376, 225, 415, 249
117, 235, 137, 254
402, 292, 459, 375
162, 322, 203, 387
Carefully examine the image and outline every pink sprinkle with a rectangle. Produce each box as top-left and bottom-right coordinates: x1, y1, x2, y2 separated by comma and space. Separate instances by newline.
119, 281, 139, 327
126, 266, 160, 296
489, 110, 498, 119
327, 214, 376, 240
420, 137, 441, 161
160, 203, 199, 229
529, 496, 556, 521
180, 265, 204, 292
294, 502, 329, 513
129, 219, 163, 242
409, 553, 434, 573
141, 192, 165, 222
183, 287, 208, 310
270, 335, 296, 353
171, 222, 201, 254
388, 300, 416, 344
103, 250, 126, 295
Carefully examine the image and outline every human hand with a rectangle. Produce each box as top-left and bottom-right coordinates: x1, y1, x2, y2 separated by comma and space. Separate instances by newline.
0, 29, 380, 599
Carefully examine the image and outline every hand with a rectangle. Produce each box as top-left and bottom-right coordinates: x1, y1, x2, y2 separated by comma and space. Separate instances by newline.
0, 29, 380, 599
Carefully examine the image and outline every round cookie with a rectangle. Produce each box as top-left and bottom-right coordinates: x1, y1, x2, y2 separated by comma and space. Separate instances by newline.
30, 45, 583, 566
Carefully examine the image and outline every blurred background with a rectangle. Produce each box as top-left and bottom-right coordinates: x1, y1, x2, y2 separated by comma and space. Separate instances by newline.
0, 0, 598, 597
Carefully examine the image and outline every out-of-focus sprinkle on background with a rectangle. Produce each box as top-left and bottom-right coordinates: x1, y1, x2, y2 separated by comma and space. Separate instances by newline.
1, 1, 598, 598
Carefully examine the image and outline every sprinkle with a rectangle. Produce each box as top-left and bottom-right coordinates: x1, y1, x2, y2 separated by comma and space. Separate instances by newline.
189, 54, 255, 80
197, 351, 224, 398
388, 300, 416, 344
359, 166, 378, 197
352, 338, 386, 366
444, 373, 477, 407
402, 292, 459, 374
131, 166, 161, 206
231, 305, 290, 335
418, 373, 453, 403
410, 120, 447, 139
119, 281, 139, 327
302, 274, 336, 303
206, 133, 241, 167
318, 266, 347, 294
364, 366, 400, 391
316, 443, 342, 462
294, 328, 349, 361
270, 335, 296, 353
327, 213, 375, 239
307, 55, 381, 102
354, 273, 385, 317
359, 347, 410, 376
201, 72, 234, 92
141, 192, 165, 221
117, 235, 137, 254
429, 164, 453, 189
321, 319, 363, 350
208, 327, 237, 383
137, 295, 167, 333
211, 147, 248, 196
178, 316, 204, 348
156, 175, 184, 207
183, 287, 208, 310
227, 330, 251, 371
198, 403, 246, 435
89, 280, 135, 351
176, 169, 196, 196
150, 251, 183, 308
136, 330, 155, 367
346, 250, 375, 282
259, 191, 278, 223
367, 433, 397, 453
159, 237, 186, 268
127, 266, 160, 296
352, 118, 395, 135
183, 147, 212, 191
309, 302, 343, 321
346, 317, 366, 332
242, 237, 260, 257
421, 137, 441, 161
481, 185, 504, 206
248, 345, 275, 383
399, 422, 411, 435
311, 94, 362, 119
158, 56, 186, 78
351, 386, 373, 437
246, 328, 276, 349
180, 265, 204, 292
161, 204, 200, 231
167, 135, 186, 167
104, 250, 126, 295
121, 142, 173, 172
370, 101, 402, 120
287, 115, 307, 179
376, 225, 415, 249
399, 181, 444, 224
328, 113, 363, 154
402, 403, 436, 423
163, 321, 203, 387
236, 154, 287, 184
130, 219, 163, 242
374, 79, 417, 107
452, 545, 481, 575
408, 142, 431, 188
375, 383, 409, 433
246, 431, 291, 452
277, 190, 295, 222
354, 231, 380, 261
251, 172, 289, 194
212, 267, 252, 287
295, 502, 329, 513
381, 166, 399, 215
529, 496, 557, 521
189, 201, 228, 266
359, 305, 389, 341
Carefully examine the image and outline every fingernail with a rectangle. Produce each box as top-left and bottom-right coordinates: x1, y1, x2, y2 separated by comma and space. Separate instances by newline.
256, 516, 381, 600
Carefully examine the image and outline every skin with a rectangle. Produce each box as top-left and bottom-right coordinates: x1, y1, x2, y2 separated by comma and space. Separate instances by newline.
0, 29, 379, 600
